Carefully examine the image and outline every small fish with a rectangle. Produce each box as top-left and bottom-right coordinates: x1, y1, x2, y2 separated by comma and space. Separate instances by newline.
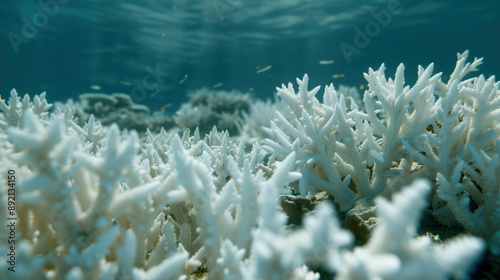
257, 65, 272, 73
90, 85, 101, 90
332, 74, 345, 78
359, 85, 365, 90
179, 74, 188, 84
213, 82, 223, 88
160, 103, 172, 112
120, 80, 132, 86
150, 89, 160, 98
319, 60, 334, 65
162, 33, 166, 39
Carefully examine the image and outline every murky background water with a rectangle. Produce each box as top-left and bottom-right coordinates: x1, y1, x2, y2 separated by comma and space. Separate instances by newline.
1, 0, 499, 112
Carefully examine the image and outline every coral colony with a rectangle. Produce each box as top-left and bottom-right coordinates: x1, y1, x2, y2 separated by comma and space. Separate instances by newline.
1, 51, 498, 279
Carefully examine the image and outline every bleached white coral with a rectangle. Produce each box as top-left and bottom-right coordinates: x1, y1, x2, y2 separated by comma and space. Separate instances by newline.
264, 51, 500, 257
0, 51, 496, 280
0, 100, 186, 279
237, 99, 280, 142
337, 180, 485, 280
173, 103, 202, 128
264, 62, 442, 210
400, 51, 500, 254
174, 88, 252, 135
0, 89, 52, 130
337, 84, 362, 108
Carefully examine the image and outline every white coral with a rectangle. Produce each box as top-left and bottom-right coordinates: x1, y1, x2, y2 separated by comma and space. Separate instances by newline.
264, 51, 500, 256
0, 51, 496, 280
173, 103, 202, 128
337, 180, 485, 280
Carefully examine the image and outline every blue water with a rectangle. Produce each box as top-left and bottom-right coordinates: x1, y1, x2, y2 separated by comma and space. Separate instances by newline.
1, 0, 499, 113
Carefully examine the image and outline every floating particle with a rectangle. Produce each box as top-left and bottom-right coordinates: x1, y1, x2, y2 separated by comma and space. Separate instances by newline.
249, 87, 254, 92
162, 33, 166, 39
179, 74, 188, 84
257, 65, 272, 73
90, 85, 101, 90
360, 85, 365, 90
120, 80, 132, 86
150, 89, 160, 98
160, 103, 172, 112
213, 82, 223, 88
319, 60, 334, 65
332, 74, 345, 78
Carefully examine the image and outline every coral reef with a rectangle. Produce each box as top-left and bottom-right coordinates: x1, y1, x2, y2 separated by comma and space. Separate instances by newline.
174, 88, 252, 136
66, 92, 175, 134
0, 51, 497, 279
264, 51, 500, 255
